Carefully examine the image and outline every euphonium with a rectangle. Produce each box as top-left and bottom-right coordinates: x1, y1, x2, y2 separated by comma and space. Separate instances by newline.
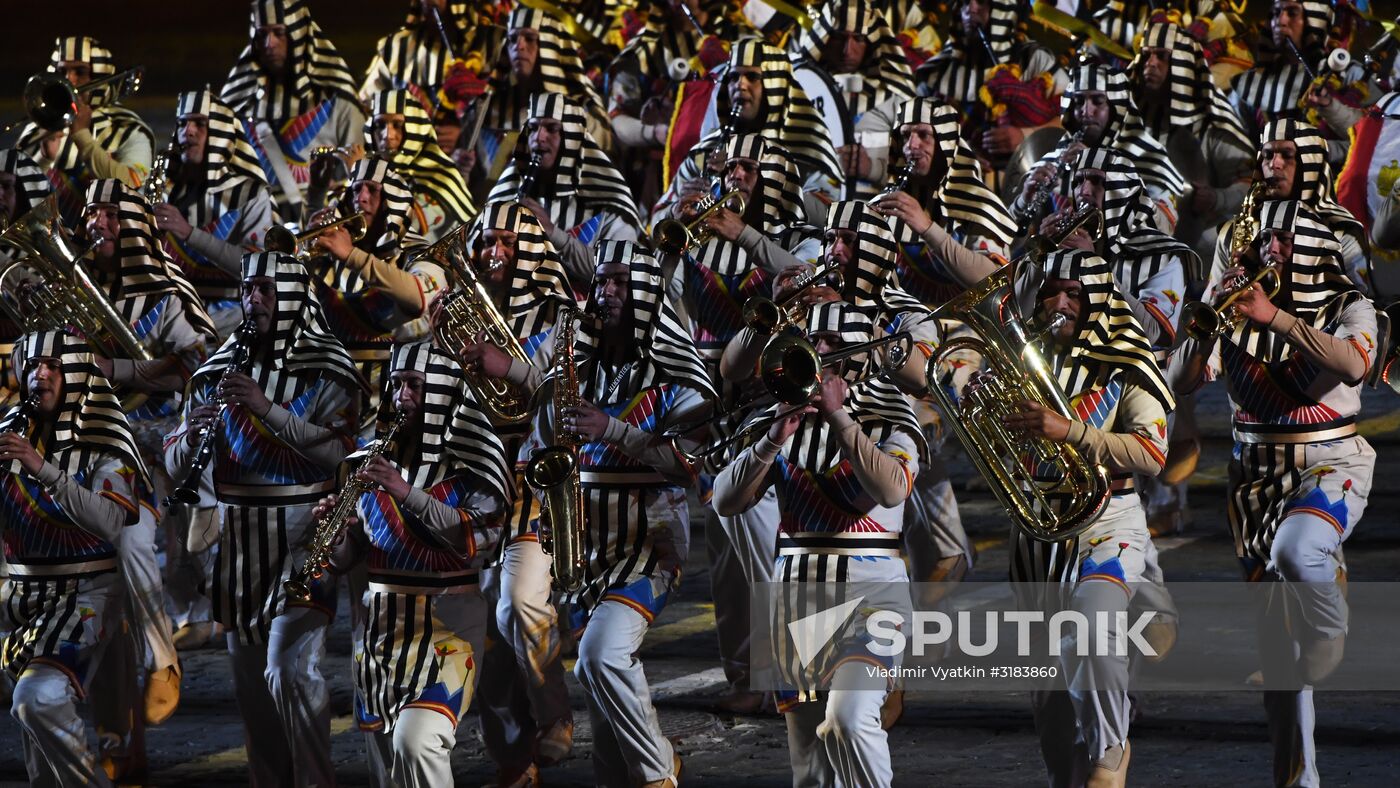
651, 189, 746, 255
923, 254, 1111, 542
423, 224, 534, 422
0, 195, 153, 362
525, 304, 587, 592
742, 259, 844, 336
164, 317, 259, 506
285, 408, 409, 602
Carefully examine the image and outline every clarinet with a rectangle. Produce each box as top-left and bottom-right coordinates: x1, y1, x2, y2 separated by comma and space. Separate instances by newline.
517, 153, 543, 202
164, 317, 260, 506
0, 393, 41, 439
1017, 129, 1084, 235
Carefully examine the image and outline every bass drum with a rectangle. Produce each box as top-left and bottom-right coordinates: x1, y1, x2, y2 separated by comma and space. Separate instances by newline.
999, 126, 1064, 207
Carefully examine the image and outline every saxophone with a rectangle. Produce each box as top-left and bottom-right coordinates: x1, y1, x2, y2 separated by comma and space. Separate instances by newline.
164, 317, 260, 506
425, 224, 534, 422
524, 304, 587, 592
285, 407, 410, 602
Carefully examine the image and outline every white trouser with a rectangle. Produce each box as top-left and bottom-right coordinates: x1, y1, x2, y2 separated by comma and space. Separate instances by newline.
226, 605, 333, 787
574, 599, 676, 787
365, 707, 458, 788
119, 508, 178, 673
479, 538, 572, 774
164, 504, 219, 630
709, 487, 779, 688
784, 661, 893, 788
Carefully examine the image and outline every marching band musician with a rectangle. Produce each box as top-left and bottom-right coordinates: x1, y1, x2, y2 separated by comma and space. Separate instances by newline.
150, 89, 279, 339
307, 158, 448, 427
467, 6, 613, 186
915, 214, 1176, 785
0, 149, 52, 401
1129, 18, 1255, 263
220, 0, 366, 216
486, 93, 643, 287
15, 37, 154, 226
1014, 66, 1186, 238
443, 201, 577, 785
1172, 200, 1376, 788
654, 39, 845, 222
163, 251, 364, 786
489, 240, 714, 787
713, 300, 923, 788
364, 89, 476, 242
788, 0, 917, 200
80, 179, 222, 743
2, 331, 152, 788
913, 0, 1065, 180
360, 0, 496, 114
315, 341, 512, 787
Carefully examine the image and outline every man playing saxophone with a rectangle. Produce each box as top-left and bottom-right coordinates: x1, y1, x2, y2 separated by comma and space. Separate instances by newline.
466, 240, 714, 787
310, 341, 511, 788
1, 331, 151, 787
443, 200, 577, 785
917, 213, 1176, 786
163, 251, 364, 786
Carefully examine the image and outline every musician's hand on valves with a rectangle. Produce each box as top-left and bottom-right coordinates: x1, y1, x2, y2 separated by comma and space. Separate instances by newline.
518, 197, 555, 234
459, 330, 513, 379
705, 205, 746, 242
0, 433, 45, 476
961, 370, 993, 411
219, 372, 272, 417
152, 204, 194, 240
872, 190, 932, 235
981, 125, 1023, 157
674, 187, 709, 222
1222, 265, 1279, 326
314, 221, 355, 261
562, 400, 609, 442
1003, 399, 1071, 442
817, 372, 848, 417
184, 404, 220, 447
355, 455, 410, 502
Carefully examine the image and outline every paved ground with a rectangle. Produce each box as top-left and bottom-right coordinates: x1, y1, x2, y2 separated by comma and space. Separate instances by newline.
2, 388, 1398, 786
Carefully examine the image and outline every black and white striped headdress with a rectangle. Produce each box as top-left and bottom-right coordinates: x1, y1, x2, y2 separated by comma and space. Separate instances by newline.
365, 90, 475, 227
1033, 249, 1174, 410
781, 301, 923, 471
485, 93, 640, 228
702, 39, 844, 186
574, 241, 715, 403
1072, 146, 1200, 283
220, 0, 359, 121
684, 134, 812, 278
174, 89, 269, 196
17, 38, 154, 176
824, 200, 929, 318
915, 0, 1025, 103
1059, 65, 1185, 199
196, 252, 365, 399
377, 340, 512, 497
501, 7, 609, 119
1220, 199, 1357, 361
792, 0, 915, 105
892, 98, 1017, 247
83, 180, 218, 341
0, 148, 51, 219
365, 1, 474, 100
1260, 119, 1364, 239
467, 200, 577, 339
11, 330, 150, 489
1132, 21, 1252, 151
344, 158, 418, 261
1230, 1, 1333, 118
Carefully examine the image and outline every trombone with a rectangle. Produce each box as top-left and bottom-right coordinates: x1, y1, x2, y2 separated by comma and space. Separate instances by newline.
0, 67, 145, 136
742, 259, 844, 335
1176, 266, 1281, 344
651, 188, 746, 255
666, 332, 912, 474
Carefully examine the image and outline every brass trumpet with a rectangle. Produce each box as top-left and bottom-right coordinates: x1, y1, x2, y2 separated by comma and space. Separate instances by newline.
651, 189, 746, 255
742, 259, 844, 335
666, 332, 912, 474
0, 66, 144, 136
264, 212, 369, 260
1177, 266, 1281, 344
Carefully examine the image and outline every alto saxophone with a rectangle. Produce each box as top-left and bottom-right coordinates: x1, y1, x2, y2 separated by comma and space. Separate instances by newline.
284, 407, 410, 602
164, 317, 260, 506
524, 304, 587, 592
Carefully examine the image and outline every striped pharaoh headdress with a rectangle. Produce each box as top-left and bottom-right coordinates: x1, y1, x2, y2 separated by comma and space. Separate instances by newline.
365, 89, 475, 227
791, 0, 916, 112
220, 0, 359, 121
1058, 64, 1185, 200
1131, 20, 1252, 151
466, 200, 577, 340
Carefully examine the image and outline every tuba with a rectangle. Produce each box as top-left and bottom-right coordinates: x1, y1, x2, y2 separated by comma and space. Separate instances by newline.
524, 304, 587, 592
923, 250, 1111, 543
0, 195, 153, 361
422, 224, 534, 422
